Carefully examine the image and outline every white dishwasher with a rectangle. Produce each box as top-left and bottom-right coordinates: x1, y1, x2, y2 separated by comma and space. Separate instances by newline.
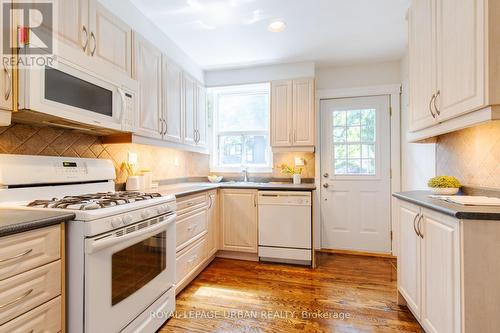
258, 191, 312, 265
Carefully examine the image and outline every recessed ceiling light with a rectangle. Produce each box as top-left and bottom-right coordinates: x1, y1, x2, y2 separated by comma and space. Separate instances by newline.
268, 20, 286, 32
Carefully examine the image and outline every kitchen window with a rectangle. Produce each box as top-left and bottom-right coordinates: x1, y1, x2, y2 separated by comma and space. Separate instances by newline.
209, 83, 272, 172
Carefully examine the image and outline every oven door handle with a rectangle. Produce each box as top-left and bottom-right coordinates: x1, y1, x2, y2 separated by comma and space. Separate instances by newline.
86, 214, 176, 254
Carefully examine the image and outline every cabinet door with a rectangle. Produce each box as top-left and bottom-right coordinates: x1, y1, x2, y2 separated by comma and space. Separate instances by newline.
207, 191, 218, 257
89, 0, 132, 75
420, 209, 461, 333
0, 1, 13, 113
292, 79, 315, 146
133, 34, 162, 139
397, 200, 422, 319
196, 84, 208, 147
408, 0, 437, 131
54, 0, 89, 52
435, 0, 485, 121
183, 74, 196, 145
220, 189, 258, 253
270, 80, 293, 147
163, 58, 183, 143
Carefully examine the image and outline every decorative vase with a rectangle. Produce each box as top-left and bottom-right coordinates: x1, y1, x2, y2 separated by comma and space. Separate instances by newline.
430, 187, 460, 195
293, 174, 301, 185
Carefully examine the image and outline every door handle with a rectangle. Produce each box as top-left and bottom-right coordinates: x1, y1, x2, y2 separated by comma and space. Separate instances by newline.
323, 183, 329, 189
81, 25, 89, 52
3, 64, 11, 101
429, 94, 436, 118
90, 32, 97, 56
433, 90, 441, 116
417, 214, 424, 238
413, 213, 421, 237
323, 173, 329, 178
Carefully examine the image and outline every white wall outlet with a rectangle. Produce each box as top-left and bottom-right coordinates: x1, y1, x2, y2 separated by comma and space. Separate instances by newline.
294, 157, 305, 167
128, 152, 138, 165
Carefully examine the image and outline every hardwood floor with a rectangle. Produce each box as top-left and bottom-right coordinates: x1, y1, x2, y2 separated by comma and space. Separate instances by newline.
159, 253, 424, 333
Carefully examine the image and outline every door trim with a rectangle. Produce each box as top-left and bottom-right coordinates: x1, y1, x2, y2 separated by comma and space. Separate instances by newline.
314, 84, 402, 256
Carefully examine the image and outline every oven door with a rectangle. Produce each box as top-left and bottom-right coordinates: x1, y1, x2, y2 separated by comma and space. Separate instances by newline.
20, 53, 137, 132
84, 213, 176, 333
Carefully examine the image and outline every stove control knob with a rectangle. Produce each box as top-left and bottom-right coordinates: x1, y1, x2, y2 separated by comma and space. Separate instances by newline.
111, 217, 123, 228
123, 215, 133, 225
162, 204, 171, 212
141, 210, 151, 219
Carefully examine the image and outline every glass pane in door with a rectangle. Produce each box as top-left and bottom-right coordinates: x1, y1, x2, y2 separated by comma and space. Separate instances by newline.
111, 231, 166, 305
332, 109, 376, 175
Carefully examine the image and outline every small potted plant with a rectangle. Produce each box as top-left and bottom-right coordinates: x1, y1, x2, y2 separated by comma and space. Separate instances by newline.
427, 176, 462, 195
279, 163, 304, 185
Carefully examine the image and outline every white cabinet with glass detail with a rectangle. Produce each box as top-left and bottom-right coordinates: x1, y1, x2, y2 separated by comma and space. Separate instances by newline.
55, 0, 132, 75
408, 0, 500, 141
396, 198, 500, 333
270, 78, 315, 150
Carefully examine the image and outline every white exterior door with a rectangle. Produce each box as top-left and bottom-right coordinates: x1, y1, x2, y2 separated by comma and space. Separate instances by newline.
320, 95, 392, 253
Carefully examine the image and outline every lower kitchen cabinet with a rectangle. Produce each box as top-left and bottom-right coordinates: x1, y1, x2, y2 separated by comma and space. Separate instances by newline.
220, 189, 258, 253
396, 199, 500, 333
175, 191, 219, 294
207, 190, 219, 257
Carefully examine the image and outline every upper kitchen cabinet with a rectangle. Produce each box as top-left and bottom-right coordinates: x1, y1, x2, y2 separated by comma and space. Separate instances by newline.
196, 84, 208, 148
408, 0, 500, 141
183, 74, 197, 146
408, 0, 436, 132
0, 1, 13, 125
55, 0, 132, 75
270, 78, 315, 151
133, 33, 162, 139
162, 57, 183, 143
88, 0, 132, 75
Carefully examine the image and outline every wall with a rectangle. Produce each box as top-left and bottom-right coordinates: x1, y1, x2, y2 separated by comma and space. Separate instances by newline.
315, 61, 402, 90
0, 123, 209, 184
99, 0, 203, 82
399, 54, 436, 190
436, 121, 500, 189
204, 62, 315, 87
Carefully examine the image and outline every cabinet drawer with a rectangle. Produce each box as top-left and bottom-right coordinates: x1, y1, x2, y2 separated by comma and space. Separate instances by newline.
0, 261, 61, 325
0, 225, 61, 281
176, 236, 207, 285
176, 208, 207, 252
0, 296, 61, 333
177, 193, 207, 216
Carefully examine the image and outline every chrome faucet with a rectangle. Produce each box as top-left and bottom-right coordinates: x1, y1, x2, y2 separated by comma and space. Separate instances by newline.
242, 167, 249, 182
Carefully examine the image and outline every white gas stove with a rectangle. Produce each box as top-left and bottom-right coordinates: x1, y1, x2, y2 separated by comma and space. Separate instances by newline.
0, 154, 176, 333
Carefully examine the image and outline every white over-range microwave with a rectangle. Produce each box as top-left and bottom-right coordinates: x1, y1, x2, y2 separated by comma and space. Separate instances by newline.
16, 43, 138, 134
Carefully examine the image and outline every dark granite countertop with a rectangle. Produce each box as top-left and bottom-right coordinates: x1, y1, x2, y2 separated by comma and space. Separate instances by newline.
156, 182, 316, 198
393, 191, 500, 220
0, 209, 75, 237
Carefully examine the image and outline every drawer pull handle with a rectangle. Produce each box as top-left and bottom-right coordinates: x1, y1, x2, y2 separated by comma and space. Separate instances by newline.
0, 248, 33, 263
0, 288, 33, 309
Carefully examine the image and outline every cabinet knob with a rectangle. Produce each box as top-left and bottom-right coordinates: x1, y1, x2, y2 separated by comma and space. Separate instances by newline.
323, 173, 329, 178
323, 183, 329, 189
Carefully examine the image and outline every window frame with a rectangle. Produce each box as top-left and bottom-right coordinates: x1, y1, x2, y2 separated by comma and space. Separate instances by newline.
209, 83, 273, 173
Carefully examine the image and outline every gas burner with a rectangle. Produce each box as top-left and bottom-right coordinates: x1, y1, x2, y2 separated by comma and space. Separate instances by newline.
27, 191, 162, 210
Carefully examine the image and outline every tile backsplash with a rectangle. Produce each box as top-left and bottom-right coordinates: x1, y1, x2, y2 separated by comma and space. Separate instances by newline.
0, 123, 210, 183
436, 121, 500, 189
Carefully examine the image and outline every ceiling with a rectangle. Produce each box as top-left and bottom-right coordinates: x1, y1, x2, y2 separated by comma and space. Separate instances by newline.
130, 0, 411, 70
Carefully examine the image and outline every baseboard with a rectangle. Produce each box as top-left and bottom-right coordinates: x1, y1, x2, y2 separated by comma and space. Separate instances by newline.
215, 250, 259, 262
319, 248, 396, 259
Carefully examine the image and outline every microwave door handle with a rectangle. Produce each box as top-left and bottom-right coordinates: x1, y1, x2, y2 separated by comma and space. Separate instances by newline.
86, 214, 176, 254
117, 88, 127, 123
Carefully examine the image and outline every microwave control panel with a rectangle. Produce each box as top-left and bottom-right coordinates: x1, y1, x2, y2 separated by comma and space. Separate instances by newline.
120, 88, 137, 132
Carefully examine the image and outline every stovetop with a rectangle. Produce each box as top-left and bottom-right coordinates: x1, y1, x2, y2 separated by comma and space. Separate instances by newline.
27, 191, 163, 211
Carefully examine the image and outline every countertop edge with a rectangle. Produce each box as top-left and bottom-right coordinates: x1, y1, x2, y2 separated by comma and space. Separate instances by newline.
0, 213, 75, 238
393, 192, 500, 221
162, 183, 317, 198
